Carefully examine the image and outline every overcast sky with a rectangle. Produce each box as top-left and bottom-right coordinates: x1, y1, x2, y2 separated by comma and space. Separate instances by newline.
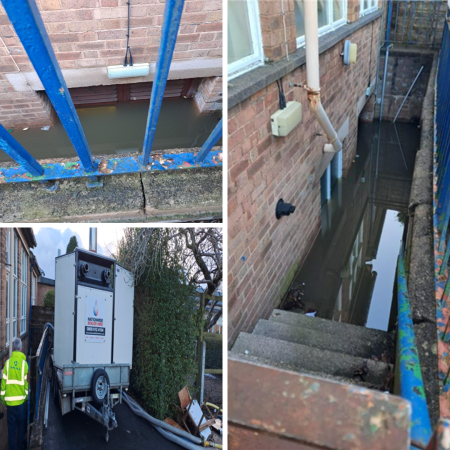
32, 226, 126, 279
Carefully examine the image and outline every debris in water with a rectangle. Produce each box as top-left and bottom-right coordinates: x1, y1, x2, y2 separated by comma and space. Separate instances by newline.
305, 311, 317, 317
244, 350, 249, 355
46, 181, 59, 192
23, 127, 29, 131
41, 126, 50, 131
8, 129, 13, 132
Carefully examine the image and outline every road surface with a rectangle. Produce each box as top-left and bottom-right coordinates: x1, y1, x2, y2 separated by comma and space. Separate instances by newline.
43, 395, 183, 450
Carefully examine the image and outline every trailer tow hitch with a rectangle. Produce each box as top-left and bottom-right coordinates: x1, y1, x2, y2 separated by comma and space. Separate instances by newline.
82, 385, 118, 442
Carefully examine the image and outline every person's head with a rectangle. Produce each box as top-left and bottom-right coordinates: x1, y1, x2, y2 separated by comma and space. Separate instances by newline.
13, 338, 22, 353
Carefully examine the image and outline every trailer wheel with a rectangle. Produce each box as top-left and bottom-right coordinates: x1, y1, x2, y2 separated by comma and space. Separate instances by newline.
91, 369, 110, 408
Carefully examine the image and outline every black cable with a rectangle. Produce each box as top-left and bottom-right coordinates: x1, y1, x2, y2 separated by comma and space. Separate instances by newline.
276, 78, 287, 110
123, 1, 133, 66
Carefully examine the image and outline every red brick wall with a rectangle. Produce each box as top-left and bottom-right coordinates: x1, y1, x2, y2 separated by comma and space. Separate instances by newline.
228, 16, 380, 347
0, 0, 222, 128
0, 228, 35, 450
195, 76, 222, 112
37, 283, 54, 307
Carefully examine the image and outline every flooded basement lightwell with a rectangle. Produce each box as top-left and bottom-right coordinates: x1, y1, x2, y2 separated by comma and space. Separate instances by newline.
0, 98, 221, 163
283, 121, 420, 332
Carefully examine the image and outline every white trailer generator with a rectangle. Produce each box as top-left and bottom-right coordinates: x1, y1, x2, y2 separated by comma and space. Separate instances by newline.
51, 248, 134, 442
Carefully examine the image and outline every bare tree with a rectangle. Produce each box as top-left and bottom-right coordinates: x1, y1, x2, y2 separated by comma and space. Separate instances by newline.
114, 228, 223, 331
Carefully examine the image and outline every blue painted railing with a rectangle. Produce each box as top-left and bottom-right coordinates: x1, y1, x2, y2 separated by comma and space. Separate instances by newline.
0, 0, 222, 183
397, 245, 432, 448
434, 16, 450, 425
35, 323, 53, 421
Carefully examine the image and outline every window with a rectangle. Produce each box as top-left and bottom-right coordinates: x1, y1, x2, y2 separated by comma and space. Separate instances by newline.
21, 248, 27, 335
360, 0, 377, 16
294, 0, 347, 47
228, 0, 264, 79
12, 233, 18, 340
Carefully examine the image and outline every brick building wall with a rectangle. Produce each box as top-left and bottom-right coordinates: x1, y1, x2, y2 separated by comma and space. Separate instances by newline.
195, 76, 222, 112
0, 228, 38, 449
37, 281, 55, 307
0, 0, 222, 128
228, 5, 381, 346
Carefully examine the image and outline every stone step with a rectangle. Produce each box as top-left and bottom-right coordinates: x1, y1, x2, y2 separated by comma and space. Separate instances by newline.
231, 333, 392, 388
228, 352, 386, 391
254, 319, 394, 362
270, 309, 394, 353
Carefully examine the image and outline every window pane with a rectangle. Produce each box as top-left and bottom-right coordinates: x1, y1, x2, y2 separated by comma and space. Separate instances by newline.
228, 1, 254, 65
318, 0, 329, 27
294, 0, 305, 38
364, 0, 368, 10
333, 0, 344, 22
13, 278, 17, 318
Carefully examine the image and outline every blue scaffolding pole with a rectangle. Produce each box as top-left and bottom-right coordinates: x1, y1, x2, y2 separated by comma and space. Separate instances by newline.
196, 118, 222, 163
1, 0, 96, 172
0, 125, 43, 176
141, 0, 185, 165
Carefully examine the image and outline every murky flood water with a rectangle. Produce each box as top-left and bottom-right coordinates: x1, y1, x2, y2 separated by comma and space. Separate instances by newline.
0, 99, 221, 163
284, 121, 420, 331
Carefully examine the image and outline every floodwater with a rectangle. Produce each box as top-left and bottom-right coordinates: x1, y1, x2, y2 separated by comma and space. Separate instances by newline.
0, 99, 221, 163
284, 121, 420, 331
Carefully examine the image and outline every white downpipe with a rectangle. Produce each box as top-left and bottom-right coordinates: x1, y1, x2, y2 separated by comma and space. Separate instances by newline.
304, 0, 342, 153
9, 228, 14, 357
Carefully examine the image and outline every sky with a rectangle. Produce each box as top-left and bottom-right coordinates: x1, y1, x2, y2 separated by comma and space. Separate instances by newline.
32, 226, 126, 279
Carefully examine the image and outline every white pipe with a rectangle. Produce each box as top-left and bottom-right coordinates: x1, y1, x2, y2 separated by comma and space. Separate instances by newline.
304, 0, 342, 153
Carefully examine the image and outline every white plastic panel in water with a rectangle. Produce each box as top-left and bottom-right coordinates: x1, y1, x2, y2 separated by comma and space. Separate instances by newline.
76, 286, 113, 364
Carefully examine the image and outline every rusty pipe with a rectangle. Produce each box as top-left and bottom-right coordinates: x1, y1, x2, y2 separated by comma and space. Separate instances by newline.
304, 0, 342, 153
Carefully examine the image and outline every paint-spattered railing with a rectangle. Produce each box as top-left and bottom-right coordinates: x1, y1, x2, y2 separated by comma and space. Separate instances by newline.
397, 245, 432, 448
434, 16, 450, 421
387, 0, 447, 48
0, 0, 222, 184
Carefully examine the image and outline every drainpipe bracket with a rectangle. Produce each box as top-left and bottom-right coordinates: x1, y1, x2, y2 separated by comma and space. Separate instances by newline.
324, 143, 337, 153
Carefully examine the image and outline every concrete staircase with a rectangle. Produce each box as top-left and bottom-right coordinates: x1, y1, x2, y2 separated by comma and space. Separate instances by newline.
230, 309, 395, 391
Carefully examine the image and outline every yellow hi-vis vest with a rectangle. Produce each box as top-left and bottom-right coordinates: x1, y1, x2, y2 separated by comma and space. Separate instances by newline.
1, 351, 29, 406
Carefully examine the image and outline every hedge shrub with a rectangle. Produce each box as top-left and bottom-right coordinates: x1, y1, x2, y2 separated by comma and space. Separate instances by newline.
43, 289, 55, 308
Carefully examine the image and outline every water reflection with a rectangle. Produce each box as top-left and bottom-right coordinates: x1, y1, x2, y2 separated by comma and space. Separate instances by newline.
284, 121, 420, 331
0, 99, 222, 163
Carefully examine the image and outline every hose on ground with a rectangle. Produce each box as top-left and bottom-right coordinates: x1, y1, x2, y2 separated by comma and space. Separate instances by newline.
154, 425, 206, 450
122, 392, 204, 446
205, 403, 223, 413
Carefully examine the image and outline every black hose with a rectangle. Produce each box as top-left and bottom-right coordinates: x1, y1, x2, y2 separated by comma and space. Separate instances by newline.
123, 1, 133, 66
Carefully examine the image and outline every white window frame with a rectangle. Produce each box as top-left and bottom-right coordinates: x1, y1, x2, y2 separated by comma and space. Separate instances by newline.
360, 0, 377, 17
228, 0, 264, 80
296, 0, 348, 48
20, 248, 27, 335
6, 229, 10, 347
12, 233, 18, 340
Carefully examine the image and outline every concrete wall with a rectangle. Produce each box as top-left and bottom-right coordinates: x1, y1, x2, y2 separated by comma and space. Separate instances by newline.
376, 48, 434, 122
228, 6, 381, 346
0, 0, 222, 128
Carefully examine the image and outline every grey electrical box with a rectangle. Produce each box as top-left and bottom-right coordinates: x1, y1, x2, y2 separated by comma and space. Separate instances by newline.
53, 248, 134, 369
271, 101, 302, 137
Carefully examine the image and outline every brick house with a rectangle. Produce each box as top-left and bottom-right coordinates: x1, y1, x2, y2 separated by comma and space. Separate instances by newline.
0, 228, 40, 447
37, 275, 55, 307
228, 0, 385, 346
0, 0, 222, 129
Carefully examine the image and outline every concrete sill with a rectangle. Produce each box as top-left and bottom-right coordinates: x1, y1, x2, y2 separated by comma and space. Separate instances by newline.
228, 9, 383, 109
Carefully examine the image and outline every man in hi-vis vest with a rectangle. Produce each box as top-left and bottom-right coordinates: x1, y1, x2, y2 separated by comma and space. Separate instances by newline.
1, 337, 29, 450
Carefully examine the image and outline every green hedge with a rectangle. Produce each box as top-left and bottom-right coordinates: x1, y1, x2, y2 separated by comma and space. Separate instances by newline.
130, 265, 202, 420
43, 289, 55, 308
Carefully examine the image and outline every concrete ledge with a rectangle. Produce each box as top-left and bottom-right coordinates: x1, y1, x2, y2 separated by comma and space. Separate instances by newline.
142, 166, 222, 212
228, 10, 382, 109
407, 53, 439, 425
6, 58, 222, 91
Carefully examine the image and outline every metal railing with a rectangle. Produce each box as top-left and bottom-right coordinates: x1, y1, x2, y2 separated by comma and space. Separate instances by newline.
434, 15, 450, 423
387, 0, 446, 47
0, 0, 222, 184
397, 245, 432, 447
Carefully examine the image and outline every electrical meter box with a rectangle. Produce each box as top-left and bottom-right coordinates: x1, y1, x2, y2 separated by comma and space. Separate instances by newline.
53, 248, 134, 369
